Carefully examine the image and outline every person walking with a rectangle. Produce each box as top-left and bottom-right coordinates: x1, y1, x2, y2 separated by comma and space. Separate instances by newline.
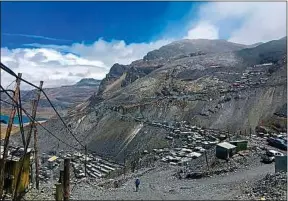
135, 178, 140, 192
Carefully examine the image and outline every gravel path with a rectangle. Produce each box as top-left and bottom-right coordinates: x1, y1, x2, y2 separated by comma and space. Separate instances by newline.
71, 163, 274, 200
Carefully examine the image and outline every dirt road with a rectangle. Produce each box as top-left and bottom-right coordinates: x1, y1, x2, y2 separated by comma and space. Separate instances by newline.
71, 163, 274, 200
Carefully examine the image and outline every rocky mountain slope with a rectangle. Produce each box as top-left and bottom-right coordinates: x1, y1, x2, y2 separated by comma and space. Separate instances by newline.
97, 39, 250, 99
11, 38, 287, 163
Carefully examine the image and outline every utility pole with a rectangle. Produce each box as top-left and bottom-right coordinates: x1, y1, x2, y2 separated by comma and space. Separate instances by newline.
0, 73, 22, 199
63, 158, 70, 201
59, 170, 64, 184
123, 150, 126, 179
236, 130, 239, 140
227, 128, 230, 141
13, 81, 43, 200
34, 127, 40, 190
204, 150, 209, 173
84, 145, 87, 177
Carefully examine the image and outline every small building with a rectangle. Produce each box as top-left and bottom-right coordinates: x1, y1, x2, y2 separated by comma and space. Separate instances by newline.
0, 146, 32, 195
275, 155, 287, 173
229, 140, 248, 152
216, 142, 236, 159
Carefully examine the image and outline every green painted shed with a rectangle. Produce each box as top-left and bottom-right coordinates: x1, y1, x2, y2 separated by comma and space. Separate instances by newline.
229, 140, 248, 152
216, 142, 236, 160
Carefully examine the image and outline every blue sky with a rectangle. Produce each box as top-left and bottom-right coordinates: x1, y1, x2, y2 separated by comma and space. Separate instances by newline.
0, 2, 286, 89
1, 2, 204, 48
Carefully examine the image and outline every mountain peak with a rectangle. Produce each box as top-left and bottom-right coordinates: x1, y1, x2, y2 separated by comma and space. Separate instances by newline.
143, 38, 247, 61
76, 78, 101, 86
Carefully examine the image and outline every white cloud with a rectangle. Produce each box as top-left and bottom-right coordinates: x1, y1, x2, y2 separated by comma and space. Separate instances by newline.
1, 47, 108, 89
1, 2, 286, 90
227, 3, 286, 44
185, 21, 219, 40
67, 38, 171, 67
1, 39, 171, 89
187, 2, 286, 44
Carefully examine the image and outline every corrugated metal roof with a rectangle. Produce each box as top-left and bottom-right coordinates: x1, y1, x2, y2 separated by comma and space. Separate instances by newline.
230, 140, 248, 143
48, 156, 58, 162
217, 142, 236, 149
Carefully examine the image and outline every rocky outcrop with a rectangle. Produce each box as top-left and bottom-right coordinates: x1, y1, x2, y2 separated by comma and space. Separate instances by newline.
97, 63, 129, 96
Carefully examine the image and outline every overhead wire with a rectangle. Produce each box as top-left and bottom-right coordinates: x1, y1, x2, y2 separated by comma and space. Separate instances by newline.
0, 64, 87, 198
0, 99, 15, 107
5, 80, 15, 90
0, 86, 82, 151
41, 90, 85, 148
15, 87, 26, 146
1, 63, 39, 89
0, 89, 15, 95
0, 62, 84, 148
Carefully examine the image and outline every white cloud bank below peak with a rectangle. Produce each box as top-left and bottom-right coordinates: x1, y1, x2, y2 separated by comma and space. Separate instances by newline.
185, 21, 219, 40
1, 39, 172, 89
186, 2, 286, 44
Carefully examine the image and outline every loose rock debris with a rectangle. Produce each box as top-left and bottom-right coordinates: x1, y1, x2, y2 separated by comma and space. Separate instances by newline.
239, 172, 287, 200
39, 151, 123, 183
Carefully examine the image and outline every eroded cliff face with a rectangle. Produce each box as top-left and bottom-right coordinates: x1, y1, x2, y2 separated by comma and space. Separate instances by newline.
11, 38, 287, 162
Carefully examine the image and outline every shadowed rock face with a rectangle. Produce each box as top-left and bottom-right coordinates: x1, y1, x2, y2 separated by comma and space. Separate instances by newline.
11, 38, 287, 162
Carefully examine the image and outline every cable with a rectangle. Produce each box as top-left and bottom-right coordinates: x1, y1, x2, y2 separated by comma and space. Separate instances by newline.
16, 88, 26, 146
1, 63, 84, 148
15, 100, 26, 146
0, 99, 15, 107
1, 63, 39, 89
5, 80, 15, 90
0, 89, 15, 95
0, 86, 82, 151
41, 90, 85, 148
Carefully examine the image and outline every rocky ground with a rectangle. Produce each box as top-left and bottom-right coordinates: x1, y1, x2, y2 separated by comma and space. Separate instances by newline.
22, 136, 287, 200
24, 161, 276, 200
239, 172, 287, 200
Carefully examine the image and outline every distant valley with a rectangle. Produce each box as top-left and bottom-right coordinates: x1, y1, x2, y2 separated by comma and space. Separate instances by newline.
1, 78, 101, 119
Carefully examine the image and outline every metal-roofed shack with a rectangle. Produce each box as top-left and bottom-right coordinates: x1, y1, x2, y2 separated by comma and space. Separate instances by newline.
216, 142, 236, 159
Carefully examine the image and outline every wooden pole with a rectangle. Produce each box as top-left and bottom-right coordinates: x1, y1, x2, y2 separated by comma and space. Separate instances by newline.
57, 170, 64, 201
204, 151, 209, 172
227, 129, 230, 141
30, 163, 33, 187
250, 127, 252, 138
55, 183, 63, 201
34, 127, 40, 190
13, 81, 43, 200
123, 150, 126, 179
84, 146, 87, 177
236, 130, 239, 140
0, 73, 22, 199
63, 158, 70, 201
59, 170, 64, 183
